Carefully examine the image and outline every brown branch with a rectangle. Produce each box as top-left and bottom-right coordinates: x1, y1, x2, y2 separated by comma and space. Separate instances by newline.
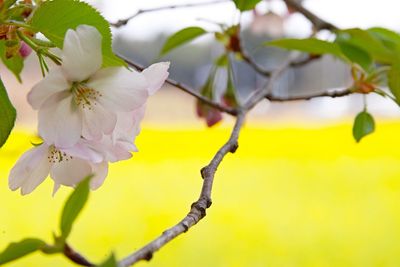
63, 243, 94, 267
119, 112, 246, 267
290, 54, 322, 67
266, 88, 352, 102
282, 0, 338, 31
116, 53, 239, 116
244, 55, 295, 111
111, 0, 230, 27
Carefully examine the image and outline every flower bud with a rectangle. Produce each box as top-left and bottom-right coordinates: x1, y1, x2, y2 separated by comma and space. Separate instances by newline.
19, 41, 32, 58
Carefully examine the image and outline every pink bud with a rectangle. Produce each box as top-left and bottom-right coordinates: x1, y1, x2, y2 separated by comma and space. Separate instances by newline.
19, 41, 32, 58
205, 109, 222, 127
196, 100, 223, 127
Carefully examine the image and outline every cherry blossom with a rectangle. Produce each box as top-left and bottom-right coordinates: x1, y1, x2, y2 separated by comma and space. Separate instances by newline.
27, 25, 167, 148
8, 143, 108, 195
9, 25, 169, 195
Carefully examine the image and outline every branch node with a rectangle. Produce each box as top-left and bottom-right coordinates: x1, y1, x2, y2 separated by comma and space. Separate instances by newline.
144, 252, 153, 261
200, 167, 209, 179
229, 142, 238, 153
191, 201, 207, 218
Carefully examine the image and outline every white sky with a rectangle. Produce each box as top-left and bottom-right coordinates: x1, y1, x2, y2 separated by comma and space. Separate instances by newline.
86, 0, 400, 39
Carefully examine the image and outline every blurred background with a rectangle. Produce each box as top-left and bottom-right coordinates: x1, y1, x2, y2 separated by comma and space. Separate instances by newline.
1, 0, 400, 266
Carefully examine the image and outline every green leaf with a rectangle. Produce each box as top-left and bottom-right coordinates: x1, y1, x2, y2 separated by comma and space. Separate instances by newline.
0, 238, 46, 264
337, 41, 372, 71
60, 176, 91, 239
29, 0, 125, 67
337, 29, 393, 64
160, 27, 208, 56
353, 111, 375, 143
232, 0, 261, 11
0, 40, 24, 82
368, 27, 400, 51
98, 254, 118, 267
266, 38, 344, 58
0, 77, 16, 148
388, 64, 400, 104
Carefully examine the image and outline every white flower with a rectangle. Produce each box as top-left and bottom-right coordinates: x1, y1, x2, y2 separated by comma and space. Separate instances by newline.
27, 25, 164, 148
8, 143, 108, 195
61, 61, 170, 163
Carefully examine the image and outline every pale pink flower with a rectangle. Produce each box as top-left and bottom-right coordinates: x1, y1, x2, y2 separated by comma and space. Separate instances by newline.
63, 63, 169, 163
8, 143, 108, 195
28, 25, 167, 148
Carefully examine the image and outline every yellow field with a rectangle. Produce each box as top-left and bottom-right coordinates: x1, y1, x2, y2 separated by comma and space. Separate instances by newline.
1, 122, 400, 267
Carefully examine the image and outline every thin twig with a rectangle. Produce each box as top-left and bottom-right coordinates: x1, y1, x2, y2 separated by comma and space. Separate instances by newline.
119, 112, 246, 267
244, 55, 296, 111
111, 0, 230, 27
240, 48, 271, 77
116, 53, 238, 116
266, 88, 352, 102
282, 0, 338, 31
64, 244, 94, 267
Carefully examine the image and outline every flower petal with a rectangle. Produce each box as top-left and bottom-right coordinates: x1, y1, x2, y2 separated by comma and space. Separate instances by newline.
62, 25, 102, 82
142, 62, 170, 95
81, 101, 117, 141
90, 161, 108, 190
113, 106, 146, 144
8, 144, 51, 195
50, 157, 92, 187
61, 140, 104, 163
88, 67, 149, 112
27, 67, 70, 109
38, 92, 82, 148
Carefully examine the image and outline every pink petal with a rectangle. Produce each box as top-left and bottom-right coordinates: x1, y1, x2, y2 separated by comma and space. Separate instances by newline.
8, 144, 51, 195
62, 25, 102, 82
90, 161, 109, 190
50, 157, 92, 187
142, 62, 170, 95
88, 67, 149, 112
60, 140, 104, 164
27, 67, 70, 109
38, 92, 82, 148
81, 101, 117, 141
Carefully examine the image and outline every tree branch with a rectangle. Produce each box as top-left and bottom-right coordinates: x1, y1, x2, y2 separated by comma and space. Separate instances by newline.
119, 112, 246, 267
63, 243, 94, 267
111, 0, 230, 28
282, 0, 338, 31
266, 88, 352, 102
116, 53, 238, 116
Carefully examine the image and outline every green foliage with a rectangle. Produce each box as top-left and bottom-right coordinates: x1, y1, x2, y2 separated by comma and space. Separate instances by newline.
232, 0, 261, 11
98, 254, 118, 267
60, 176, 91, 239
337, 41, 372, 71
0, 78, 16, 148
160, 26, 208, 56
353, 111, 375, 142
368, 27, 400, 51
337, 29, 393, 64
0, 238, 45, 264
0, 41, 23, 82
266, 38, 344, 58
29, 0, 125, 67
388, 64, 400, 104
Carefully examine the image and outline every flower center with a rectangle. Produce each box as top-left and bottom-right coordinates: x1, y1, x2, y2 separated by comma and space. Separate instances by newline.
48, 145, 72, 163
71, 82, 102, 110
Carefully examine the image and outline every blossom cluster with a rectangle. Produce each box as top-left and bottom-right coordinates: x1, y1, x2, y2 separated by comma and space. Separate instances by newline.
8, 25, 169, 195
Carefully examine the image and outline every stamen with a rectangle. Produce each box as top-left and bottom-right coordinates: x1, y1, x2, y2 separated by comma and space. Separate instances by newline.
48, 145, 73, 163
71, 82, 101, 110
